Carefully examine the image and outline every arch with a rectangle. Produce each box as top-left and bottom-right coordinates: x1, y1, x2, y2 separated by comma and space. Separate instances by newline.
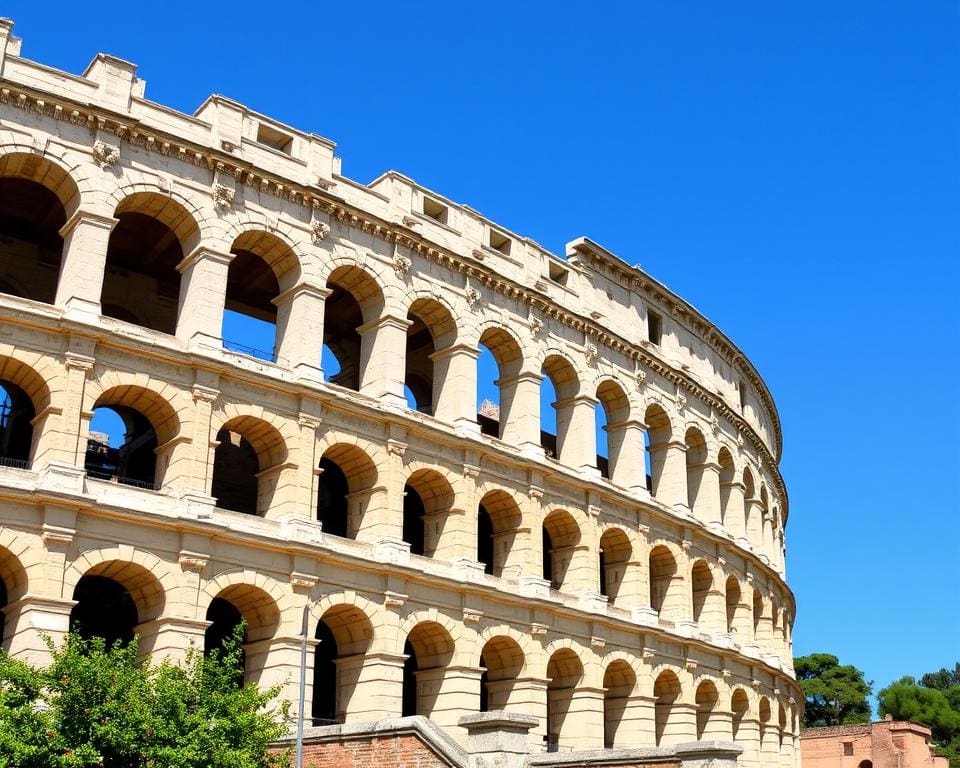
223, 229, 300, 362
725, 574, 742, 635
323, 264, 385, 391
599, 526, 632, 603
695, 679, 720, 739
317, 443, 379, 539
653, 668, 682, 746
402, 620, 455, 717
540, 353, 579, 461
479, 634, 525, 713
404, 468, 454, 558
685, 426, 708, 513
542, 508, 581, 590
649, 544, 678, 618
100, 192, 201, 334
691, 559, 713, 625
595, 378, 630, 480
718, 446, 736, 526
206, 582, 280, 643
0, 152, 79, 305
603, 658, 637, 748
211, 415, 287, 515
85, 385, 181, 489
731, 687, 750, 740
476, 325, 523, 439
477, 489, 522, 577
69, 559, 165, 647
312, 601, 376, 724
546, 647, 584, 751
405, 296, 457, 415
644, 403, 672, 499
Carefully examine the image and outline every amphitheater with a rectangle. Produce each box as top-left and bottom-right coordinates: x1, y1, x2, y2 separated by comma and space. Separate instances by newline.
0, 19, 799, 768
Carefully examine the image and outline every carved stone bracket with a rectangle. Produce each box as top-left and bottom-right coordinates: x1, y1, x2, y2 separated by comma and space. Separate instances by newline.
92, 139, 119, 169
310, 216, 331, 244
393, 252, 412, 278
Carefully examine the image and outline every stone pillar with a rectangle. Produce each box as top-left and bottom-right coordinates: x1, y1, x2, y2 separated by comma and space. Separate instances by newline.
419, 664, 483, 740
186, 382, 218, 495
336, 652, 405, 722
721, 480, 746, 538
284, 413, 322, 522
658, 701, 698, 746
433, 470, 478, 562
431, 344, 480, 429
175, 247, 233, 347
555, 394, 597, 474
459, 712, 539, 768
608, 693, 656, 747
563, 686, 605, 749
693, 461, 722, 526
651, 440, 689, 511
606, 419, 647, 492
676, 742, 743, 768
274, 282, 330, 379
701, 707, 734, 741
760, 723, 780, 767
731, 593, 753, 643
52, 349, 95, 468
507, 676, 548, 745
55, 210, 118, 318
358, 314, 410, 406
700, 576, 727, 635
2, 595, 76, 666
745, 498, 763, 551
755, 592, 773, 649
662, 549, 690, 624
734, 715, 762, 768
136, 616, 209, 663
498, 371, 543, 453
762, 513, 775, 564
245, 636, 304, 712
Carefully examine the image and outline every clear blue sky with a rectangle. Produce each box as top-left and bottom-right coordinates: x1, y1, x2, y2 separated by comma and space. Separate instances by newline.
18, 1, 957, 706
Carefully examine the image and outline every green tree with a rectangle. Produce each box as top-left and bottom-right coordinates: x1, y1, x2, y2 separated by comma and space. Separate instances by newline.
795, 653, 872, 727
879, 674, 960, 767
0, 626, 290, 768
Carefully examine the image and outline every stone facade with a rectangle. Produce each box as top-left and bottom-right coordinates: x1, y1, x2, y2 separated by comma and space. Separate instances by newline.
0, 18, 799, 766
800, 719, 949, 768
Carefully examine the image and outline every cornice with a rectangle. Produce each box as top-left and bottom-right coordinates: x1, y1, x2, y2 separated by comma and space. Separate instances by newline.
0, 76, 787, 514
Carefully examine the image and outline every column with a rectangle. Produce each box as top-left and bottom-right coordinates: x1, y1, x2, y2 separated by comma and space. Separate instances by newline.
61, 349, 95, 467
136, 615, 208, 663
562, 686, 605, 749
357, 314, 410, 405
510, 676, 548, 745
336, 651, 405, 722
498, 370, 543, 453
721, 479, 746, 538
187, 382, 218, 495
274, 282, 330, 379
731, 591, 754, 643
755, 592, 773, 649
650, 440, 689, 511
2, 595, 76, 666
245, 636, 305, 711
700, 573, 727, 635
433, 470, 479, 562
658, 701, 698, 746
175, 246, 233, 347
431, 344, 480, 429
55, 210, 118, 317
693, 461, 722, 526
555, 394, 597, 474
609, 693, 656, 747
745, 498, 763, 550
735, 715, 762, 768
761, 513, 775, 564
606, 419, 648, 493
419, 664, 483, 740
702, 707, 734, 741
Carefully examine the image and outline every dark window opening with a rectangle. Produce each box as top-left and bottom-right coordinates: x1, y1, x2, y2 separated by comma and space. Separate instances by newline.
0, 177, 66, 305
479, 651, 490, 712
256, 123, 293, 154
85, 406, 158, 488
599, 549, 607, 596
316, 457, 349, 538
70, 575, 138, 649
477, 504, 494, 575
322, 285, 363, 390
403, 484, 426, 556
405, 315, 436, 415
422, 197, 448, 224
312, 621, 339, 725
204, 597, 245, 686
0, 381, 34, 468
211, 428, 260, 514
542, 527, 554, 585
401, 638, 418, 716
0, 576, 7, 648
223, 240, 282, 363
648, 310, 662, 345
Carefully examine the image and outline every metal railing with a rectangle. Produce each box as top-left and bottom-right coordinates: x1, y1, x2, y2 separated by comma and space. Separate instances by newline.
223, 339, 279, 364
0, 455, 30, 470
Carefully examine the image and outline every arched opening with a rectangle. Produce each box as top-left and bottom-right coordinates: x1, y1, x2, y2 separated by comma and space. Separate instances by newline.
685, 427, 707, 513
479, 635, 524, 713
603, 660, 636, 749
753, 589, 763, 639
695, 680, 719, 739
718, 447, 735, 525
316, 444, 378, 539
405, 297, 456, 415
595, 380, 630, 481
402, 621, 454, 717
204, 584, 279, 686
69, 562, 164, 650
85, 388, 178, 490
691, 559, 713, 625
778, 701, 787, 750
0, 380, 35, 468
477, 490, 522, 577
101, 193, 198, 334
725, 575, 741, 635
204, 597, 245, 684
654, 669, 681, 747
759, 697, 773, 755
405, 469, 454, 558
312, 604, 374, 725
599, 527, 631, 603
731, 688, 749, 741
223, 230, 299, 362
644, 404, 671, 499
542, 510, 580, 591
211, 416, 286, 515
649, 545, 677, 619
0, 153, 76, 305
743, 467, 757, 542
322, 266, 383, 390
858, 761, 873, 768
546, 648, 583, 752
540, 355, 578, 461
476, 327, 522, 438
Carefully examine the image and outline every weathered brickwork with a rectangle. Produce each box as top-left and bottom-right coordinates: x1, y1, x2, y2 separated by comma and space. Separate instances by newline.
800, 719, 948, 768
0, 17, 799, 767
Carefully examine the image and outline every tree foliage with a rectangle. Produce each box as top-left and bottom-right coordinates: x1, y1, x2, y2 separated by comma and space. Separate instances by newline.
0, 626, 290, 768
795, 653, 872, 727
879, 666, 960, 768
